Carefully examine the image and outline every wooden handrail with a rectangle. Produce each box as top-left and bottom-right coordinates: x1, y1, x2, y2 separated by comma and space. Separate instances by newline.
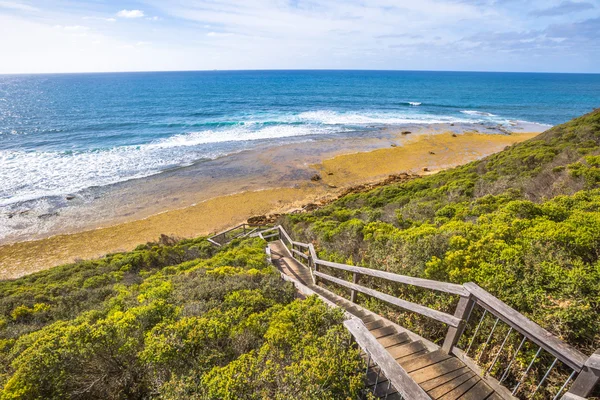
315, 271, 462, 327
315, 259, 468, 296
464, 283, 587, 371
344, 317, 431, 400
209, 223, 595, 389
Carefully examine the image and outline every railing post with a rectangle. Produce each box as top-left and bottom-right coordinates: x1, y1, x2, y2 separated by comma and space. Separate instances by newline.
350, 272, 360, 303
442, 294, 475, 354
565, 350, 600, 398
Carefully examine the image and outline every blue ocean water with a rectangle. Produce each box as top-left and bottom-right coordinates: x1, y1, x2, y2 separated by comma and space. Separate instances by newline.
1, 70, 599, 206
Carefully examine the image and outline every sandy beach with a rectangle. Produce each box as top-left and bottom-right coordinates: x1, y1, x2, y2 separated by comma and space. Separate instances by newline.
0, 129, 539, 279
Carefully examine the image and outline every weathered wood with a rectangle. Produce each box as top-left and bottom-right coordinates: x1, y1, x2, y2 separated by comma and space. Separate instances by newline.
261, 232, 279, 240
418, 366, 471, 390
561, 394, 587, 400
350, 272, 360, 303
427, 371, 475, 399
442, 295, 475, 354
459, 380, 494, 400
343, 318, 431, 400
291, 248, 309, 259
314, 271, 462, 327
389, 341, 427, 360
315, 258, 468, 296
568, 364, 600, 397
378, 333, 410, 348
411, 358, 466, 384
451, 348, 517, 400
464, 282, 587, 371
436, 375, 482, 400
402, 350, 453, 373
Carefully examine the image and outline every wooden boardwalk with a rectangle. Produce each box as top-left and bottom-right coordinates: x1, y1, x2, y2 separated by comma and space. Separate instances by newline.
269, 240, 501, 400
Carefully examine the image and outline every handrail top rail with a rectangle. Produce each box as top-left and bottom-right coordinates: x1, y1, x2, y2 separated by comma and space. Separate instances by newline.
315, 258, 469, 297
464, 282, 588, 371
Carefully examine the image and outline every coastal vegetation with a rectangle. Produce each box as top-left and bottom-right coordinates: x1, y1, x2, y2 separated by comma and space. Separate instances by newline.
1, 109, 600, 398
284, 109, 600, 353
0, 237, 362, 399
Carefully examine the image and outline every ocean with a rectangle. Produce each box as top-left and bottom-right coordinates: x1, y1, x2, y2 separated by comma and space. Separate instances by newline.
1, 70, 599, 237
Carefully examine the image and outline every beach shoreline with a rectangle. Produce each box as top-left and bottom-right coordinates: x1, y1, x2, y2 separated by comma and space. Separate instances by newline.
0, 127, 541, 279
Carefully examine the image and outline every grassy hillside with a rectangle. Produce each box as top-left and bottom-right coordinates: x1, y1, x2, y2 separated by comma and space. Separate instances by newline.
0, 237, 362, 399
284, 109, 600, 352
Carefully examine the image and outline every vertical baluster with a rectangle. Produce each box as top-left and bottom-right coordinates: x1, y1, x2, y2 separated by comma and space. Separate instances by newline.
476, 317, 500, 362
488, 327, 513, 375
530, 357, 558, 398
500, 336, 527, 383
551, 370, 576, 400
512, 346, 543, 395
384, 379, 392, 400
465, 309, 487, 355
373, 365, 380, 394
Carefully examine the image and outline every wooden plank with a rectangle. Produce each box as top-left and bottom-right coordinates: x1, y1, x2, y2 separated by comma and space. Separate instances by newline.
315, 258, 468, 296
314, 271, 462, 327
388, 341, 427, 359
464, 282, 587, 371
362, 314, 379, 324
412, 358, 467, 384
398, 349, 429, 363
291, 248, 309, 259
419, 367, 471, 391
458, 380, 494, 400
486, 393, 505, 400
585, 352, 600, 370
402, 350, 453, 373
366, 320, 387, 331
436, 374, 479, 400
343, 318, 431, 400
451, 348, 517, 400
370, 326, 397, 339
378, 333, 411, 348
427, 371, 475, 399
560, 393, 587, 400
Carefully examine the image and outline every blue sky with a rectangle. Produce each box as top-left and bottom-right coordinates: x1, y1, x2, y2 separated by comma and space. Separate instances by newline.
0, 0, 599, 74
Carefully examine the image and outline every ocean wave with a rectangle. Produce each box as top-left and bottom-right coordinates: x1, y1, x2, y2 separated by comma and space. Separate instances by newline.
0, 124, 345, 205
460, 110, 497, 117
291, 110, 469, 125
408, 102, 422, 106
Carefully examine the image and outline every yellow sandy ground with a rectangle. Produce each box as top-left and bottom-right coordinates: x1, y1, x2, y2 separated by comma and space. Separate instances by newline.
0, 131, 539, 279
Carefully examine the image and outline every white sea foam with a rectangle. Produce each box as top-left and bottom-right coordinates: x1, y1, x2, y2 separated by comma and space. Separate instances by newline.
460, 110, 497, 117
408, 102, 422, 106
291, 110, 469, 125
0, 124, 344, 206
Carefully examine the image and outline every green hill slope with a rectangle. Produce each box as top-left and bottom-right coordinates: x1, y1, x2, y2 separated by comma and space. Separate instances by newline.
0, 238, 362, 399
284, 109, 600, 351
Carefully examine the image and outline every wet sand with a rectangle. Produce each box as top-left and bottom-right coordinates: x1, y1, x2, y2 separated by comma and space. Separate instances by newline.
0, 129, 540, 280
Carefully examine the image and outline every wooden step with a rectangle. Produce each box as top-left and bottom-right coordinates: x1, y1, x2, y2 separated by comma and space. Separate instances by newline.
377, 332, 411, 348
401, 350, 452, 373
427, 371, 476, 399
365, 319, 387, 331
458, 380, 494, 400
388, 341, 427, 360
412, 357, 468, 385
370, 325, 397, 339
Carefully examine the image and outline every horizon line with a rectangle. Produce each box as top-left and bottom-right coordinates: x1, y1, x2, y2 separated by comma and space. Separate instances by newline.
1, 68, 600, 77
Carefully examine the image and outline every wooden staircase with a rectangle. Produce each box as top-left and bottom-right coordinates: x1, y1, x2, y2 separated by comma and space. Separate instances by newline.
209, 225, 600, 400
270, 240, 501, 400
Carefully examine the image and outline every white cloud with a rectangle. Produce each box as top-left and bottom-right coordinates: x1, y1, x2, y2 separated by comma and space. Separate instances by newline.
83, 16, 117, 22
54, 25, 89, 31
116, 9, 145, 18
0, 1, 39, 12
146, 16, 160, 21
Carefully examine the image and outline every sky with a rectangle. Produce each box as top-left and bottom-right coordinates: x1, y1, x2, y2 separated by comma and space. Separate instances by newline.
0, 0, 599, 74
